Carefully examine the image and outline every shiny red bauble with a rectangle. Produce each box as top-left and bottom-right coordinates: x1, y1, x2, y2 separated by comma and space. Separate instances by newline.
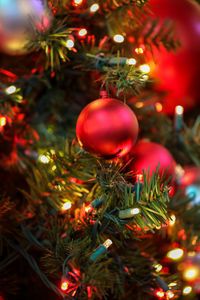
149, 0, 200, 114
76, 98, 139, 159
127, 140, 176, 182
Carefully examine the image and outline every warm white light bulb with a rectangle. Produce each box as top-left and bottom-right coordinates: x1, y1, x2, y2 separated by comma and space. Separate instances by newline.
62, 201, 72, 211
113, 34, 124, 43
66, 39, 74, 48
5, 85, 16, 94
103, 239, 112, 248
90, 3, 99, 12
167, 248, 184, 260
139, 64, 150, 73
127, 58, 136, 65
39, 155, 50, 164
182, 286, 192, 295
175, 105, 184, 115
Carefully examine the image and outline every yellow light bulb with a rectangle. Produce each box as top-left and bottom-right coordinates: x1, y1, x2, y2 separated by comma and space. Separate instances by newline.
62, 201, 72, 211
154, 264, 163, 272
5, 85, 16, 94
61, 281, 69, 291
169, 214, 176, 226
167, 248, 184, 260
175, 105, 184, 115
135, 47, 144, 54
139, 64, 150, 73
182, 286, 192, 295
66, 39, 74, 49
127, 58, 136, 65
90, 3, 99, 12
0, 117, 6, 127
113, 34, 124, 43
183, 267, 198, 281
39, 155, 50, 164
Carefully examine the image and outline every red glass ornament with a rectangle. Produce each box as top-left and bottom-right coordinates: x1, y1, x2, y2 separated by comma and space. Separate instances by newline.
148, 0, 200, 114
76, 98, 139, 159
127, 141, 176, 182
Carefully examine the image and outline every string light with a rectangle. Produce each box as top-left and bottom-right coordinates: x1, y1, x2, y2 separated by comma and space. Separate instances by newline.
72, 0, 83, 7
168, 282, 177, 287
0, 116, 6, 127
135, 47, 144, 54
66, 39, 74, 49
39, 155, 50, 164
139, 64, 150, 73
169, 214, 176, 226
90, 239, 113, 261
166, 291, 174, 299
5, 85, 16, 94
90, 3, 99, 13
155, 102, 163, 113
113, 34, 124, 43
61, 280, 69, 291
78, 28, 87, 37
174, 105, 184, 131
118, 207, 140, 219
127, 58, 136, 65
167, 248, 184, 260
183, 266, 198, 281
154, 263, 163, 272
155, 289, 165, 298
175, 105, 184, 115
103, 239, 113, 248
182, 286, 192, 295
62, 201, 72, 211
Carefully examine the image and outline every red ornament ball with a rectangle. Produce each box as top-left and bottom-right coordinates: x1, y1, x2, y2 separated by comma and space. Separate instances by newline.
127, 141, 176, 182
148, 0, 200, 114
76, 98, 139, 159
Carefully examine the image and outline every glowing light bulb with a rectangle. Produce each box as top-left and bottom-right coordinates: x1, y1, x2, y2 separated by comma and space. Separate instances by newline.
39, 155, 50, 164
137, 174, 143, 182
155, 102, 163, 112
135, 47, 144, 54
66, 39, 74, 49
167, 248, 184, 260
103, 239, 112, 249
182, 286, 192, 295
5, 85, 16, 94
113, 34, 124, 43
0, 116, 6, 127
72, 0, 83, 7
139, 64, 150, 73
175, 105, 184, 115
90, 3, 99, 12
62, 201, 72, 211
168, 282, 177, 287
61, 280, 69, 291
155, 289, 165, 298
127, 58, 136, 65
131, 208, 140, 215
166, 291, 174, 299
154, 264, 163, 272
78, 28, 87, 37
169, 214, 176, 226
85, 205, 93, 213
183, 267, 198, 281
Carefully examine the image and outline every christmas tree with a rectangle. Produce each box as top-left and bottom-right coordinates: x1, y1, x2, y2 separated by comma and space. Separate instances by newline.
0, 0, 200, 299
